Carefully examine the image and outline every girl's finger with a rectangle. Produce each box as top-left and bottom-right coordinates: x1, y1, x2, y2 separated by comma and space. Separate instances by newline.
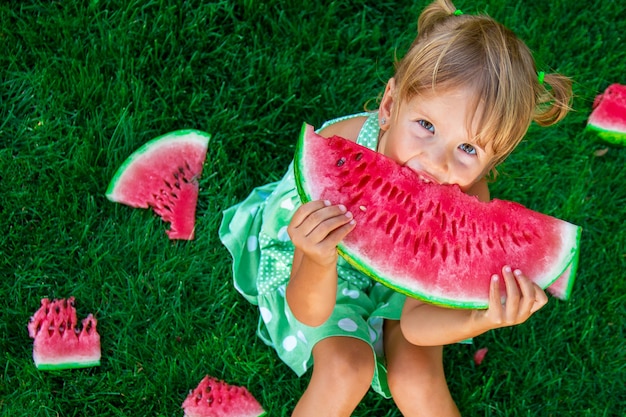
290, 200, 330, 228
502, 266, 520, 316
292, 202, 348, 238
321, 217, 357, 247
488, 274, 503, 321
513, 269, 536, 318
306, 209, 355, 243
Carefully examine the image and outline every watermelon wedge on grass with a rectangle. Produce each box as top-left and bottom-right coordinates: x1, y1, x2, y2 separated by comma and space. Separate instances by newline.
27, 297, 101, 370
182, 375, 265, 417
106, 129, 210, 240
587, 83, 626, 145
294, 124, 582, 309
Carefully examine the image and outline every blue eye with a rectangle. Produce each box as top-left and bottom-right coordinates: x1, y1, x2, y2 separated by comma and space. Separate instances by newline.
459, 143, 477, 155
418, 119, 435, 133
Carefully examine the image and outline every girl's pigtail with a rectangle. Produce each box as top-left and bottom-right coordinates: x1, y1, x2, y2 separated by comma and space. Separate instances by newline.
416, 0, 458, 39
534, 73, 573, 126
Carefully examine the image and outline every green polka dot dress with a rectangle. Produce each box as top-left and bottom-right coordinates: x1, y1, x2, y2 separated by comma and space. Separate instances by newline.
219, 112, 406, 398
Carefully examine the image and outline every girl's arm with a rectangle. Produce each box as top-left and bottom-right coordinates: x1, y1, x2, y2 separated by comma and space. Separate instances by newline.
286, 200, 355, 327
400, 266, 549, 346
285, 117, 365, 326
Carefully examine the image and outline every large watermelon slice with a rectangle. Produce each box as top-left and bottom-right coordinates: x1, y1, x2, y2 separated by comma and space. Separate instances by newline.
587, 83, 626, 145
294, 124, 581, 309
106, 129, 210, 240
182, 375, 265, 417
27, 297, 101, 370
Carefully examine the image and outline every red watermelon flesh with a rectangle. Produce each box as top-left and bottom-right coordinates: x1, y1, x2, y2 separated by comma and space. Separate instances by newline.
182, 376, 265, 417
106, 129, 210, 240
473, 347, 488, 366
587, 83, 626, 145
27, 297, 101, 370
294, 124, 581, 309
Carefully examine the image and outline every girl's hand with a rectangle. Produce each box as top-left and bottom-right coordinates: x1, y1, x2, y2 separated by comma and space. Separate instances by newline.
287, 200, 356, 268
480, 266, 549, 329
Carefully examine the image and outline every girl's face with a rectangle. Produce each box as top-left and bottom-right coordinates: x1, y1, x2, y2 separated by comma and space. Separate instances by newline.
378, 80, 495, 192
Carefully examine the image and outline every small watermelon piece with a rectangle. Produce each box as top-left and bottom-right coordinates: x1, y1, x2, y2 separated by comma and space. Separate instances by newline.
182, 376, 265, 417
294, 124, 582, 309
473, 347, 488, 366
106, 129, 211, 240
27, 297, 101, 370
587, 83, 626, 145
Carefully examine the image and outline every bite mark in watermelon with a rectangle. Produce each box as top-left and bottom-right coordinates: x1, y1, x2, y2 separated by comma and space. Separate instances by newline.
27, 297, 101, 370
182, 375, 265, 417
294, 124, 582, 309
106, 129, 210, 240
587, 83, 626, 145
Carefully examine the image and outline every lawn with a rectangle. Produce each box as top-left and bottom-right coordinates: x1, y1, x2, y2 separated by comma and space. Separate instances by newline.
1, 1, 624, 416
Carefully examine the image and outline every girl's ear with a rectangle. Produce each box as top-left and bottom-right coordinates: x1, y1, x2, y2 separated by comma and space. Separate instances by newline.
379, 78, 396, 131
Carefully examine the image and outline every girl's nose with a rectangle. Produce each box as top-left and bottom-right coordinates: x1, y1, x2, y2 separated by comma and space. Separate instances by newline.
423, 147, 450, 184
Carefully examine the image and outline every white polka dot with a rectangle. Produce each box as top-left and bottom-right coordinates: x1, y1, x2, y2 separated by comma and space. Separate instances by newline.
283, 336, 297, 351
369, 318, 384, 343
297, 330, 308, 344
369, 326, 377, 342
246, 236, 258, 252
342, 288, 360, 299
277, 226, 290, 242
337, 318, 358, 332
250, 206, 258, 216
280, 198, 295, 211
260, 307, 272, 323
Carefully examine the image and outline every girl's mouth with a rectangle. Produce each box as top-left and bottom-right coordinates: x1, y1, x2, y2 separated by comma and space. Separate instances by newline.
411, 169, 439, 184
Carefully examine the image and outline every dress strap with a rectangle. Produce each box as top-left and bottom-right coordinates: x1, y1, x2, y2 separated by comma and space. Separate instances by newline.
317, 112, 368, 132
355, 112, 380, 151
317, 111, 380, 152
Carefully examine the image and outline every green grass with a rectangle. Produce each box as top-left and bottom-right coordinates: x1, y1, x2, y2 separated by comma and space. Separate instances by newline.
1, 0, 624, 416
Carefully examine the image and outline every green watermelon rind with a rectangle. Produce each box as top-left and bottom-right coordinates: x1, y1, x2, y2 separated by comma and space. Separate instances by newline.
36, 360, 101, 371
105, 129, 211, 200
293, 124, 310, 207
554, 233, 581, 300
294, 123, 582, 309
585, 124, 626, 146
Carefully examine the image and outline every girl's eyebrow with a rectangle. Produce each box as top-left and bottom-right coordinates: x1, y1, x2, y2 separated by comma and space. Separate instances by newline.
415, 106, 435, 123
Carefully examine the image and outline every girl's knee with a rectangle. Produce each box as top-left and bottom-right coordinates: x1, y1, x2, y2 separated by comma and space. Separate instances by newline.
384, 327, 452, 408
387, 347, 458, 417
387, 355, 446, 396
312, 337, 375, 390
294, 338, 374, 417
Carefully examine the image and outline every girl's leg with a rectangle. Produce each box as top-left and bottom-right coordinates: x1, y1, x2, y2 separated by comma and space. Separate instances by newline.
292, 336, 375, 417
384, 320, 461, 417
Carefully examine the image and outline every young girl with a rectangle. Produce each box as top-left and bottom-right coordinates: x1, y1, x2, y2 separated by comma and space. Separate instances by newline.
219, 0, 572, 415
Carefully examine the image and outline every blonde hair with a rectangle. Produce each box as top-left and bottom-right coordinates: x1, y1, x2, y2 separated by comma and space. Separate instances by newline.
392, 0, 572, 170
